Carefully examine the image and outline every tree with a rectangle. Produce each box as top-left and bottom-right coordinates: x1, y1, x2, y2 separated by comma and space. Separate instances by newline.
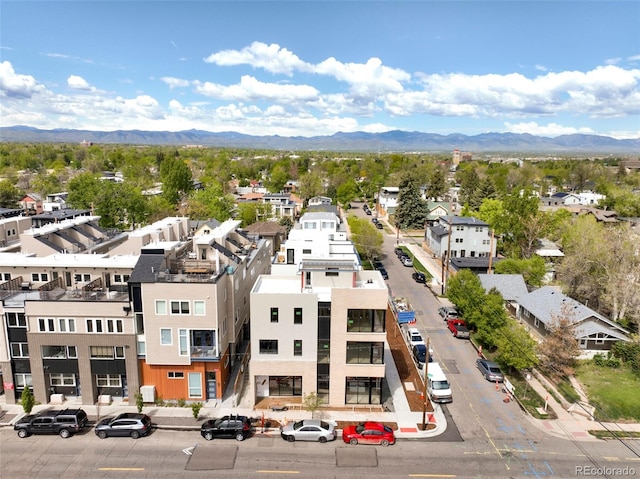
394, 172, 428, 229
494, 256, 547, 288
159, 156, 193, 205
537, 305, 580, 379
302, 391, 323, 419
348, 216, 383, 261
495, 319, 539, 371
425, 167, 446, 201
185, 183, 235, 221
0, 179, 22, 208
236, 202, 273, 227
445, 270, 486, 330
336, 178, 358, 208
20, 385, 35, 414
473, 289, 509, 349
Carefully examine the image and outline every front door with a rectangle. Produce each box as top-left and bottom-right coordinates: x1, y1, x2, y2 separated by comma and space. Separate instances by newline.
206, 372, 217, 400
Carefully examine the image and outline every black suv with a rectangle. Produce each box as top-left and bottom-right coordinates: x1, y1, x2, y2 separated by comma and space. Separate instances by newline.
14, 408, 88, 438
200, 415, 253, 441
95, 413, 153, 439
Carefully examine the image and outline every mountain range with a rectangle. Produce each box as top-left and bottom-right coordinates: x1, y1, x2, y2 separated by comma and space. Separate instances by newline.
1, 126, 638, 154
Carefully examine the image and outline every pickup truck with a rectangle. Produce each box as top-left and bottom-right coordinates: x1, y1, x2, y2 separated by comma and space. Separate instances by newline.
447, 319, 470, 339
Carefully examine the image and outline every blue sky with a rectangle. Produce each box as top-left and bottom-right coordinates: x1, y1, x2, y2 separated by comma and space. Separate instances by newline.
1, 1, 639, 138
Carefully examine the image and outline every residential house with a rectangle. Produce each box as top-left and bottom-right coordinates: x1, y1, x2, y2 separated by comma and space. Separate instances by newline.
534, 239, 564, 283
377, 187, 399, 216
477, 274, 529, 316
516, 286, 630, 356
250, 211, 388, 407
425, 201, 451, 226
19, 193, 43, 215
426, 216, 496, 261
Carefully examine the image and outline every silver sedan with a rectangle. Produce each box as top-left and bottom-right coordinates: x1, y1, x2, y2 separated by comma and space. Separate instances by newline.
280, 419, 337, 443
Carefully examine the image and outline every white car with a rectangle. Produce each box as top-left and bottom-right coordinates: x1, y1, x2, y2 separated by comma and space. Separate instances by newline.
407, 327, 425, 345
400, 256, 413, 267
280, 419, 336, 443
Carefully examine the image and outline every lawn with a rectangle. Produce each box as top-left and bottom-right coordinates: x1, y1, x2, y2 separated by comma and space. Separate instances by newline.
575, 361, 640, 421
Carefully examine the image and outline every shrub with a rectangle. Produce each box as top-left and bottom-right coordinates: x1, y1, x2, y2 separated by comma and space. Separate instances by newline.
135, 392, 144, 413
20, 387, 35, 415
191, 402, 203, 420
593, 353, 620, 368
177, 398, 186, 408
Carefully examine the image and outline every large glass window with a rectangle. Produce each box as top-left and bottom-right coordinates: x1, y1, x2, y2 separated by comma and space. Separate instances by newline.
259, 340, 278, 354
346, 342, 384, 364
317, 340, 330, 364
345, 377, 382, 404
50, 373, 76, 386
10, 343, 29, 358
161, 328, 172, 345
188, 372, 202, 398
42, 345, 72, 359
96, 374, 121, 387
268, 376, 302, 396
346, 309, 385, 332
7, 312, 26, 327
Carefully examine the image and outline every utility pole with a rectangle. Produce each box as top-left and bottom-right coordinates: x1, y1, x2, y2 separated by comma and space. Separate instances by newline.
421, 337, 430, 430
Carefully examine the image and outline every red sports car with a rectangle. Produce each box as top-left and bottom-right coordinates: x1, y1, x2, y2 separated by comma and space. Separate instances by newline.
341, 422, 395, 446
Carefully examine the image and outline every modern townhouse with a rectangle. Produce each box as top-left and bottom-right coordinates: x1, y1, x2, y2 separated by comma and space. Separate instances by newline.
426, 215, 496, 260
128, 218, 270, 405
250, 211, 388, 407
0, 215, 270, 408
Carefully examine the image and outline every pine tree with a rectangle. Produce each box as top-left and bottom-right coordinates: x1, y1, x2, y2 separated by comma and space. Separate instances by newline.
394, 173, 428, 229
20, 386, 35, 414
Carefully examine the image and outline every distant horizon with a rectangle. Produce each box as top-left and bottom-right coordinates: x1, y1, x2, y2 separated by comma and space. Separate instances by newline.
1, 2, 639, 140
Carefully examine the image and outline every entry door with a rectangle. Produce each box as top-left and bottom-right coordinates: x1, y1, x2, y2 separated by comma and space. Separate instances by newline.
206, 372, 217, 400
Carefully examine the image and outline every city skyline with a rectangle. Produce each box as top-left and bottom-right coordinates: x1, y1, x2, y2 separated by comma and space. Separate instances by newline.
1, 1, 639, 139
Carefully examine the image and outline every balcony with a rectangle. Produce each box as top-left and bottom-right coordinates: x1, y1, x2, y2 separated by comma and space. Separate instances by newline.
190, 345, 218, 359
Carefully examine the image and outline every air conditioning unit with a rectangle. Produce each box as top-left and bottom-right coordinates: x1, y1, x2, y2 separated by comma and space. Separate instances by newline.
140, 385, 156, 403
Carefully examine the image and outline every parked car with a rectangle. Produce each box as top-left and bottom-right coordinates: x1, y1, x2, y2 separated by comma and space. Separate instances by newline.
372, 218, 379, 224
447, 319, 470, 339
400, 256, 413, 267
394, 247, 405, 257
14, 408, 88, 438
411, 343, 433, 369
476, 358, 504, 383
280, 419, 336, 443
342, 422, 395, 446
412, 272, 426, 283
406, 327, 425, 346
365, 209, 372, 215
378, 268, 389, 280
373, 259, 384, 270
200, 415, 253, 441
438, 306, 459, 320
95, 413, 152, 439
375, 222, 383, 229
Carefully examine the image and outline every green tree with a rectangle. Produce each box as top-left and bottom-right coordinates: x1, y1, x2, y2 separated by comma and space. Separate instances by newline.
348, 216, 383, 261
0, 179, 22, 208
279, 216, 294, 236
135, 392, 144, 413
302, 391, 323, 419
297, 171, 324, 202
425, 167, 446, 200
495, 319, 539, 371
336, 178, 358, 208
394, 172, 428, 229
191, 402, 203, 420
495, 191, 550, 258
474, 289, 509, 349
445, 270, 486, 330
67, 172, 103, 210
185, 183, 235, 221
20, 385, 35, 414
236, 202, 273, 227
160, 156, 193, 204
493, 256, 547, 288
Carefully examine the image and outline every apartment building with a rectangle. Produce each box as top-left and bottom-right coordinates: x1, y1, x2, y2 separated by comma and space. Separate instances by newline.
426, 215, 496, 260
249, 211, 388, 407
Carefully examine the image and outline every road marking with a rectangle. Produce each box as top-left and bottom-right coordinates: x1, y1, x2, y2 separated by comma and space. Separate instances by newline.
98, 468, 145, 471
409, 475, 456, 478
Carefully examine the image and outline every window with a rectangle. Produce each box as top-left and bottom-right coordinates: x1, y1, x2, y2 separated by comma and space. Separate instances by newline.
294, 308, 303, 324
90, 346, 124, 359
345, 377, 382, 405
50, 373, 76, 386
155, 300, 167, 315
269, 376, 302, 396
106, 319, 124, 333
595, 333, 605, 345
86, 319, 104, 333
38, 318, 56, 332
113, 274, 130, 283
31, 272, 48, 282
74, 273, 91, 282
188, 372, 202, 398
42, 345, 69, 359
346, 309, 386, 333
179, 329, 188, 356
137, 340, 146, 356
168, 371, 185, 379
270, 308, 279, 323
303, 249, 312, 254
455, 238, 463, 243
259, 340, 278, 354
194, 301, 205, 315
346, 342, 384, 364
7, 312, 26, 327
10, 342, 29, 358
58, 318, 76, 333
161, 328, 172, 345
294, 340, 302, 356
171, 300, 190, 315
96, 374, 121, 387
15, 374, 32, 388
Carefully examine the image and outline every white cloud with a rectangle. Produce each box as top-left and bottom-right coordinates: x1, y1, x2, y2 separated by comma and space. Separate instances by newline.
193, 75, 319, 103
504, 121, 594, 137
0, 61, 45, 98
67, 75, 93, 91
204, 42, 308, 76
161, 77, 190, 89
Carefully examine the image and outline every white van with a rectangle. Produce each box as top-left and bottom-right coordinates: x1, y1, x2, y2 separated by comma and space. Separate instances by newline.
426, 362, 452, 403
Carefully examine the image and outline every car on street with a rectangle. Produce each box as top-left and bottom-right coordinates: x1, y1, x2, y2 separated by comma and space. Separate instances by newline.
14, 408, 88, 438
378, 268, 389, 280
342, 422, 395, 446
438, 306, 459, 320
95, 413, 153, 439
375, 221, 383, 229
476, 358, 504, 383
373, 259, 384, 270
411, 343, 433, 369
200, 415, 253, 441
412, 271, 426, 283
394, 247, 405, 257
406, 327, 425, 346
372, 217, 379, 224
280, 419, 337, 443
400, 255, 413, 266
447, 318, 470, 339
